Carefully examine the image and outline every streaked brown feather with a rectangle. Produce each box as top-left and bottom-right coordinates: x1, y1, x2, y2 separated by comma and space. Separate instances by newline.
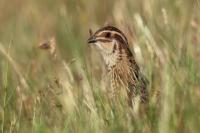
88, 26, 148, 107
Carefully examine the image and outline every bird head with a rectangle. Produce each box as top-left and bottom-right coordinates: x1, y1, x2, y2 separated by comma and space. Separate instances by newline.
87, 26, 132, 68
87, 26, 129, 54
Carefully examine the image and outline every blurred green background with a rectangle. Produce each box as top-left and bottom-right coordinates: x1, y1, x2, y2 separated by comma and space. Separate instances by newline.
0, 0, 200, 133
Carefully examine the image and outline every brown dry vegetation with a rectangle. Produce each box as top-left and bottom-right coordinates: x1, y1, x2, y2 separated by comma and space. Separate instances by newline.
0, 0, 200, 133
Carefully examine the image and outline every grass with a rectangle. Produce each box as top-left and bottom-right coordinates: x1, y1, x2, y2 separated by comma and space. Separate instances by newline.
0, 0, 200, 132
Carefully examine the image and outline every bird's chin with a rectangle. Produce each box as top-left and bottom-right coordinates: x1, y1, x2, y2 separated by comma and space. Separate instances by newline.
94, 42, 104, 51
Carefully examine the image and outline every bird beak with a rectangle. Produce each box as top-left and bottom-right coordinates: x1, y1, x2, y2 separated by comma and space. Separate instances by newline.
87, 35, 97, 44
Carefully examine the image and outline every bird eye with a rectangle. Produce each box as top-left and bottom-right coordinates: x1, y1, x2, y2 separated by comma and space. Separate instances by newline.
105, 32, 111, 38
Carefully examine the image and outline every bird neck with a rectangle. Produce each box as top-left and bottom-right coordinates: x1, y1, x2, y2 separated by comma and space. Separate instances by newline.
101, 51, 119, 70
105, 47, 138, 88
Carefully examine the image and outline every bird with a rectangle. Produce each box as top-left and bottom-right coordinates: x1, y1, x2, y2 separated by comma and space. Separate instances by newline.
87, 26, 148, 107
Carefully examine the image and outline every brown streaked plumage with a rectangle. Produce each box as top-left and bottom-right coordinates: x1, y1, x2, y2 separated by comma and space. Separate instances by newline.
88, 26, 148, 107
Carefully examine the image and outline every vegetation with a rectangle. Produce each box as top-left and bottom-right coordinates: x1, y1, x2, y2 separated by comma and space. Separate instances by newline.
0, 0, 200, 132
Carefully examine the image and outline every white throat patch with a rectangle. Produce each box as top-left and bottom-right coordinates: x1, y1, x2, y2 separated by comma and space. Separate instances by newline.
94, 40, 119, 69
102, 51, 118, 69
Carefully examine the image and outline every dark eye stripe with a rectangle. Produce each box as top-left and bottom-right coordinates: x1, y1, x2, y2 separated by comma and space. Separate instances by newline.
95, 26, 128, 43
96, 31, 128, 45
96, 38, 112, 43
105, 32, 111, 38
97, 32, 111, 38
